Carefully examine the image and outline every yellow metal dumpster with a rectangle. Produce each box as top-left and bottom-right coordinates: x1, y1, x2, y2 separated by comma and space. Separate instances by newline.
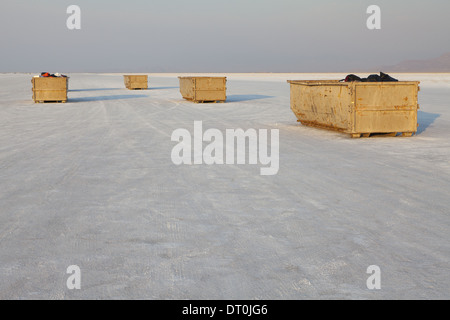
287, 80, 420, 138
179, 77, 227, 103
124, 75, 148, 90
32, 77, 69, 103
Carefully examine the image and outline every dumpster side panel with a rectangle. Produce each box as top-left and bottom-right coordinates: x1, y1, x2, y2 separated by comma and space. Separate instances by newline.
195, 77, 226, 91
290, 83, 352, 132
32, 77, 67, 90
355, 83, 419, 110
194, 77, 227, 102
194, 90, 227, 102
354, 110, 418, 133
354, 83, 419, 133
179, 77, 196, 101
32, 77, 68, 102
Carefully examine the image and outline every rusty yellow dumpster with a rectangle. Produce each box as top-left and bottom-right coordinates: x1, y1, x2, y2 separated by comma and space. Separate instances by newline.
287, 80, 420, 138
179, 77, 227, 103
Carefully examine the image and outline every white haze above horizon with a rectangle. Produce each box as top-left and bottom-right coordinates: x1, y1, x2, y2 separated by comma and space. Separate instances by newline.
1, 0, 450, 73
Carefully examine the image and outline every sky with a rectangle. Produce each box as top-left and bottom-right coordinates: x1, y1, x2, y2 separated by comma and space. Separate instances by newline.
1, 0, 450, 72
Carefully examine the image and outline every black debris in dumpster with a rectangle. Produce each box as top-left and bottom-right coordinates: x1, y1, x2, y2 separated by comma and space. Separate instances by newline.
341, 72, 398, 82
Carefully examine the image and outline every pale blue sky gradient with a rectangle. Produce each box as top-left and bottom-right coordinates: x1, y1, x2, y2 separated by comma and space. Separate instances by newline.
1, 0, 449, 72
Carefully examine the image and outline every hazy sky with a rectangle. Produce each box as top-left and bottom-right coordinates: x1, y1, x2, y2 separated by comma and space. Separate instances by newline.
1, 0, 450, 72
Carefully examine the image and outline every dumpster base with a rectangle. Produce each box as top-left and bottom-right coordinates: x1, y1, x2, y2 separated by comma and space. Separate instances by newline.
351, 132, 415, 139
189, 99, 226, 104
299, 121, 416, 138
35, 100, 67, 103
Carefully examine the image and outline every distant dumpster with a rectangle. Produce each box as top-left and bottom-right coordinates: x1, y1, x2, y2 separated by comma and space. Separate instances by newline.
287, 80, 420, 138
124, 75, 148, 90
179, 77, 227, 103
32, 77, 69, 103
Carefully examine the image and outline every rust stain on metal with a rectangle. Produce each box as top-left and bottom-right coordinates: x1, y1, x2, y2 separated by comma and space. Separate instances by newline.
300, 120, 347, 132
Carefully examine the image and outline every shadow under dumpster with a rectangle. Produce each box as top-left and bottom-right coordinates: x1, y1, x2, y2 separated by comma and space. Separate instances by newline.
69, 88, 122, 92
417, 111, 440, 134
226, 94, 274, 102
69, 95, 147, 102
150, 86, 179, 90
